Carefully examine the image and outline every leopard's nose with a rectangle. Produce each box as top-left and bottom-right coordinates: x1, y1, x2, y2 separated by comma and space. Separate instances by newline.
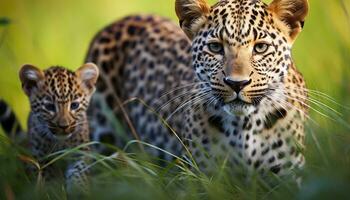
223, 77, 252, 93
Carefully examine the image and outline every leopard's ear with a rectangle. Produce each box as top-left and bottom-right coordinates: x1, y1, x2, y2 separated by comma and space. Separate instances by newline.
19, 64, 44, 96
76, 63, 99, 94
175, 0, 210, 40
268, 0, 309, 41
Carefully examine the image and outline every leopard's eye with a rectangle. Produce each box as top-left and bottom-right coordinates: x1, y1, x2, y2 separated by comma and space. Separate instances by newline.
208, 42, 224, 54
253, 43, 269, 54
44, 103, 56, 112
70, 102, 80, 110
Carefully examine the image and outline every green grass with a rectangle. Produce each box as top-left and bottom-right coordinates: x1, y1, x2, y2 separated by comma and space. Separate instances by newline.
1, 0, 350, 199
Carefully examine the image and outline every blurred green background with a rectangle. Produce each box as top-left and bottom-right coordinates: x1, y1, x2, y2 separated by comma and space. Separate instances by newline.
0, 0, 350, 199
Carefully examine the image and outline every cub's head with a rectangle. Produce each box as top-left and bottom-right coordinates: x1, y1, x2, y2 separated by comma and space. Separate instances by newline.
176, 0, 308, 115
20, 63, 99, 138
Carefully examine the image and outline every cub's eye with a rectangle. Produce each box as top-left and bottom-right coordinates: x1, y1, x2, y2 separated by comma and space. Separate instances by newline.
70, 102, 80, 110
253, 43, 269, 54
208, 42, 224, 54
44, 103, 55, 112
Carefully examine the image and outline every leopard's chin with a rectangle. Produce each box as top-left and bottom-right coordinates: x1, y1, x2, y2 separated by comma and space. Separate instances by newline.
223, 100, 255, 116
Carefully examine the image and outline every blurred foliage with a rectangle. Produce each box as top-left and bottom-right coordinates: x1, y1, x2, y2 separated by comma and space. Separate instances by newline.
0, 17, 11, 26
0, 0, 350, 199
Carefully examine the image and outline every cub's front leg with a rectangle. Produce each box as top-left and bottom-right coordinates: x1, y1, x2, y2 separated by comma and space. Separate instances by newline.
65, 156, 90, 194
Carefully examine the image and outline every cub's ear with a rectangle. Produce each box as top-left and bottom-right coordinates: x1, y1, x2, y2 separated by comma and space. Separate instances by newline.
76, 63, 99, 94
19, 64, 44, 96
175, 0, 210, 40
268, 0, 309, 41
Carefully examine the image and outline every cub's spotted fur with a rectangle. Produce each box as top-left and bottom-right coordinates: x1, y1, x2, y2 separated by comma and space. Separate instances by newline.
86, 0, 309, 176
19, 63, 99, 191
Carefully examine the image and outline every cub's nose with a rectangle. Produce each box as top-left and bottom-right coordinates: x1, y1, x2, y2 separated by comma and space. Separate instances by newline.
58, 125, 69, 130
223, 77, 252, 93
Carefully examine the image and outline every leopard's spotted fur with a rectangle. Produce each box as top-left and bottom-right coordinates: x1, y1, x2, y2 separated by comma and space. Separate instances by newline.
86, 0, 309, 176
18, 63, 99, 191
86, 15, 192, 158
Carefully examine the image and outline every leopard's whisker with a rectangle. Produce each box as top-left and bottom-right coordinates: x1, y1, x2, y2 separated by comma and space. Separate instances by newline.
286, 91, 342, 117
157, 81, 209, 100
158, 89, 212, 114
178, 92, 212, 114
207, 96, 220, 109
166, 92, 211, 121
275, 86, 349, 109
182, 95, 215, 117
157, 88, 211, 112
266, 95, 311, 121
269, 90, 334, 120
270, 88, 342, 117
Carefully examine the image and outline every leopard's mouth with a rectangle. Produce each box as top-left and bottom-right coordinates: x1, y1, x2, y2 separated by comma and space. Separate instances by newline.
222, 99, 258, 116
54, 133, 73, 140
229, 98, 251, 105
212, 89, 263, 116
49, 126, 75, 140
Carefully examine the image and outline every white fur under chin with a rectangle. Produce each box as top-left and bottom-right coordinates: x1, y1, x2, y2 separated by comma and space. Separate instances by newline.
223, 103, 255, 116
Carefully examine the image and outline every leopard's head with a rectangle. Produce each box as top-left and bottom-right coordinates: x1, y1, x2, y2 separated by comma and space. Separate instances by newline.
176, 0, 308, 115
20, 63, 99, 138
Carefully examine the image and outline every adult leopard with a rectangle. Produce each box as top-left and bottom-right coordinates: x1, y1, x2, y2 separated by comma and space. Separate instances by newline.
88, 0, 309, 175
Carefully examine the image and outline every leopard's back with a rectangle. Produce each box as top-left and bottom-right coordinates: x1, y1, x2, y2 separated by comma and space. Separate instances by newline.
86, 15, 194, 158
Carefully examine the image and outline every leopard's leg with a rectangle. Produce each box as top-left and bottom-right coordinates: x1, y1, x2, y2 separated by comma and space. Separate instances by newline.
65, 158, 90, 194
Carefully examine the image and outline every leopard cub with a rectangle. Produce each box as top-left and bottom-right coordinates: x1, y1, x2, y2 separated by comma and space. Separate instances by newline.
19, 63, 99, 192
